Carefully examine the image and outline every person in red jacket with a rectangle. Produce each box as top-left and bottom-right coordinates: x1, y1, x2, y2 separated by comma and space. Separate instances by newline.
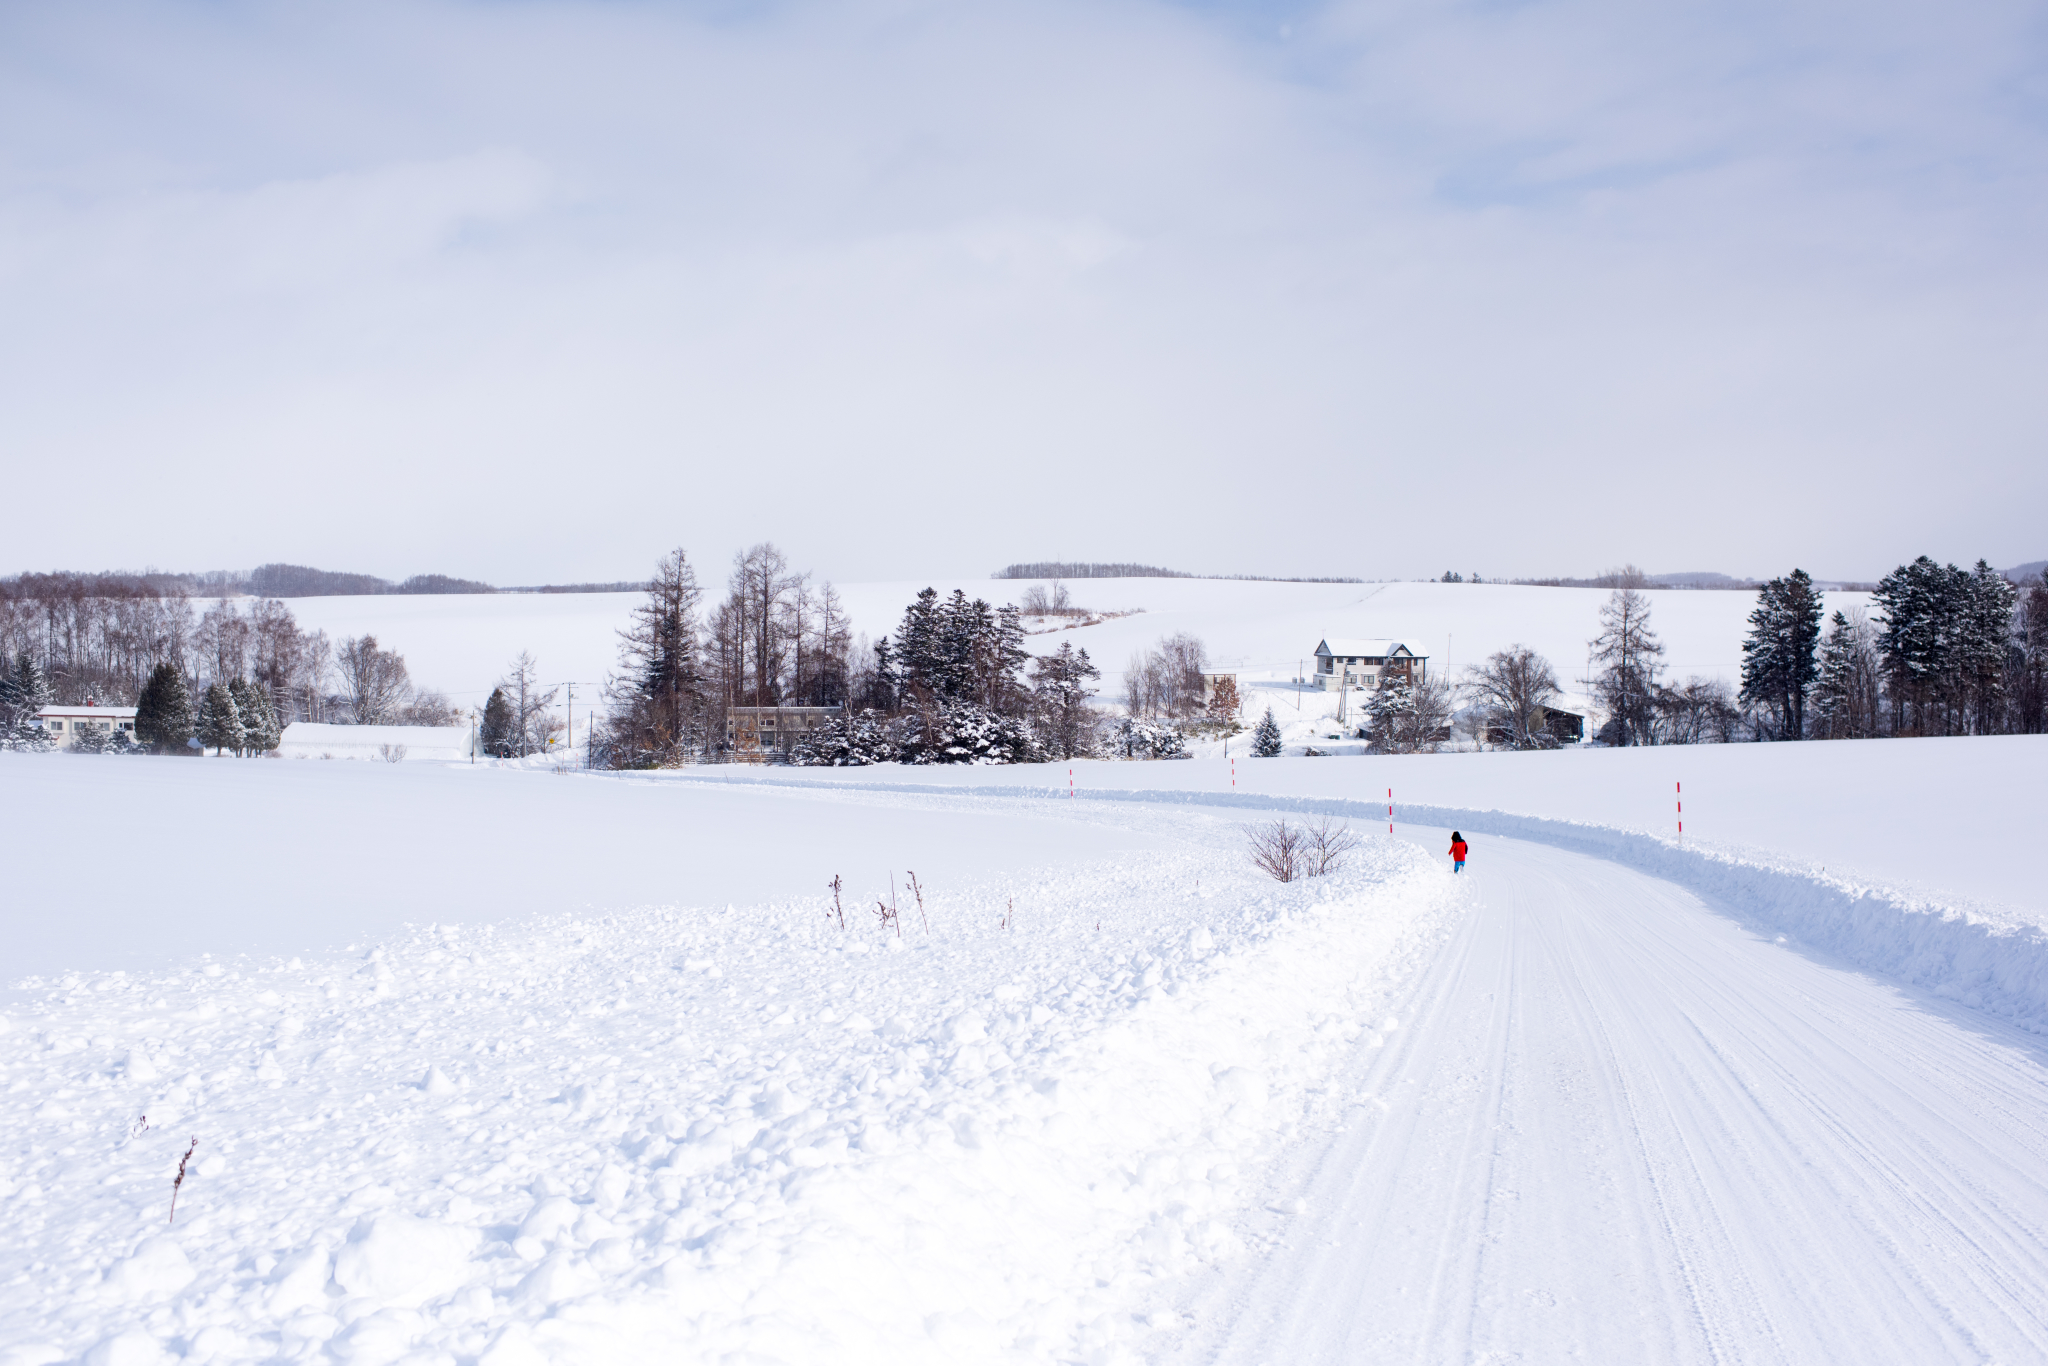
1448, 832, 1468, 872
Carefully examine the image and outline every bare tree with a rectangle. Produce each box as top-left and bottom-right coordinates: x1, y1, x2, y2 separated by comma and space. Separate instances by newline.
499, 651, 560, 756
1589, 588, 1665, 745
1365, 674, 1458, 753
605, 548, 705, 764
335, 635, 412, 725
1654, 677, 1740, 744
1467, 645, 1562, 749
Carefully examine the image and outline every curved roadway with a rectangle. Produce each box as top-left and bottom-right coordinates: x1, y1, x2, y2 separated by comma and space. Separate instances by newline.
1180, 828, 2048, 1364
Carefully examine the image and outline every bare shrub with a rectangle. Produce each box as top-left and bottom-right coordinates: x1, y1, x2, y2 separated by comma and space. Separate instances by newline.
1245, 820, 1304, 882
378, 743, 407, 763
1303, 815, 1361, 877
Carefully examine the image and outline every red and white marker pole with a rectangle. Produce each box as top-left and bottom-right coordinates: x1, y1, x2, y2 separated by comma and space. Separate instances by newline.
1676, 781, 1683, 839
1230, 757, 1236, 789
1069, 768, 1075, 799
1387, 787, 1394, 835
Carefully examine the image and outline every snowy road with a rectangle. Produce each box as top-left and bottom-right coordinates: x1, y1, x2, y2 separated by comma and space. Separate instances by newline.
1177, 830, 2048, 1365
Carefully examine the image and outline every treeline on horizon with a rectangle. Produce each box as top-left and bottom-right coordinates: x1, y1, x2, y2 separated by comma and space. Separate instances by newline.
0, 565, 640, 600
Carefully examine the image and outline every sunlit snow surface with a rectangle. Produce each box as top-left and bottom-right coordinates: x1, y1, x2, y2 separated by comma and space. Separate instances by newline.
0, 765, 1456, 1364
4, 738, 2046, 1365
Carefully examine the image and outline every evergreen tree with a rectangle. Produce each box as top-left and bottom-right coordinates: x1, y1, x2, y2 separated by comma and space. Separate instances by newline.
866, 636, 899, 713
232, 677, 282, 754
1962, 560, 2016, 735
1028, 642, 1100, 759
1874, 555, 2018, 736
1873, 555, 1950, 734
480, 687, 517, 758
0, 652, 53, 731
895, 588, 944, 697
605, 548, 704, 765
1364, 678, 1418, 752
1811, 610, 1882, 740
134, 663, 196, 754
1738, 569, 1823, 739
197, 682, 244, 756
789, 708, 899, 766
1252, 706, 1284, 757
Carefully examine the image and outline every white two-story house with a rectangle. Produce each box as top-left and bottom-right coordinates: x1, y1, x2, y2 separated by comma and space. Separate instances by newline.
1312, 639, 1428, 692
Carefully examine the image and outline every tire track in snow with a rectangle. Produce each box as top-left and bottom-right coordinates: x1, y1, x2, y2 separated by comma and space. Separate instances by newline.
1162, 829, 2048, 1365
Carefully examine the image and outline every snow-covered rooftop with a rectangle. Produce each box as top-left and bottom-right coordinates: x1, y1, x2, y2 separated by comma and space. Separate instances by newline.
1314, 638, 1424, 659
36, 704, 138, 718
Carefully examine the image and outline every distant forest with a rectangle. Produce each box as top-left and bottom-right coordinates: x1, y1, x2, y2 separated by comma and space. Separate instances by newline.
0, 564, 637, 599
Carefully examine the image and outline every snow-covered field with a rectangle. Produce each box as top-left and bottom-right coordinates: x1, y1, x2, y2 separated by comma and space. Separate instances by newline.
255, 578, 1876, 714
4, 734, 2045, 1364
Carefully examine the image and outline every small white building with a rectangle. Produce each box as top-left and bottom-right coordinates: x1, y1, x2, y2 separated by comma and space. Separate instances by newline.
1312, 639, 1428, 692
35, 705, 138, 748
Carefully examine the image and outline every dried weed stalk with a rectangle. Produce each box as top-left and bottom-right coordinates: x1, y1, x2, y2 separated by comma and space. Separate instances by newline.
828, 875, 846, 930
169, 1136, 197, 1224
874, 875, 901, 938
907, 870, 929, 934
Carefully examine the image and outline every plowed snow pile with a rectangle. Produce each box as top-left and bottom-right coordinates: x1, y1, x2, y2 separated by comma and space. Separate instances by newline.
0, 788, 1461, 1365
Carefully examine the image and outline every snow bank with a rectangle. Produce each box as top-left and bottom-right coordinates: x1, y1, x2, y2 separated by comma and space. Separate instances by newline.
683, 765, 2048, 1036
276, 722, 472, 762
0, 799, 1462, 1364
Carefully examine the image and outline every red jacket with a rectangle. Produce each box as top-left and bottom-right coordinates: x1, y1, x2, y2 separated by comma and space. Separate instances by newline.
1449, 840, 1468, 861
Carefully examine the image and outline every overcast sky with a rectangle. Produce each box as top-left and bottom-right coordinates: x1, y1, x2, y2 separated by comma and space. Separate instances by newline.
3, 0, 2043, 586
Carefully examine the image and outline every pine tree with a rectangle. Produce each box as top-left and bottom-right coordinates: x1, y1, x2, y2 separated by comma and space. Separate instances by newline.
233, 677, 282, 754
1811, 610, 1882, 740
1252, 706, 1284, 757
1365, 678, 1418, 752
1028, 642, 1100, 759
1962, 560, 2016, 735
480, 687, 516, 758
197, 682, 245, 756
1873, 556, 1948, 735
1739, 569, 1823, 739
134, 663, 196, 754
606, 548, 704, 765
0, 652, 53, 731
895, 589, 944, 698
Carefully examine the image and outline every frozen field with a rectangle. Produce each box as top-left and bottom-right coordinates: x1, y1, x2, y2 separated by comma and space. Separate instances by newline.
3, 736, 2045, 1364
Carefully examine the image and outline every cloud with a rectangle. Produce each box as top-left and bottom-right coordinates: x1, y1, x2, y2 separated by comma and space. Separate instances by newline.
0, 0, 2042, 582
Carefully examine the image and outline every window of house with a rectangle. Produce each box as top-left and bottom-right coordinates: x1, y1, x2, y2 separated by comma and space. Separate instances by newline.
47, 720, 63, 731
119, 722, 133, 731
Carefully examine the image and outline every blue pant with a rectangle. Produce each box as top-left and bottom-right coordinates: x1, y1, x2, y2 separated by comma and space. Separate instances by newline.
1454, 860, 1465, 872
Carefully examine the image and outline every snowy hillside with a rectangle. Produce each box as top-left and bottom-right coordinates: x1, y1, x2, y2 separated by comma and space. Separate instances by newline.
256, 579, 1874, 714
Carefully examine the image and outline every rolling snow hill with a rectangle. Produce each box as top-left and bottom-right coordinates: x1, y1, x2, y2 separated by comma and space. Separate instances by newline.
256, 578, 1873, 717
